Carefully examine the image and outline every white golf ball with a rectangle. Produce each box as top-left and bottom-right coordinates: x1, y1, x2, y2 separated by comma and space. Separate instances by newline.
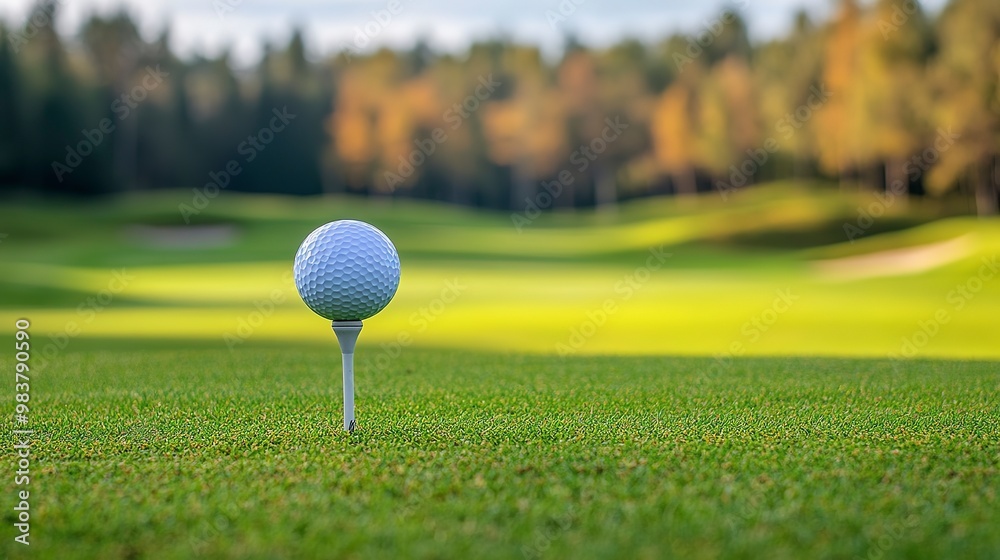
293, 220, 401, 321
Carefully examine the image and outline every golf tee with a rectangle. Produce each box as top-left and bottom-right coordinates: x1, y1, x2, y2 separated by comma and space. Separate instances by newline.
332, 321, 363, 432
342, 351, 355, 432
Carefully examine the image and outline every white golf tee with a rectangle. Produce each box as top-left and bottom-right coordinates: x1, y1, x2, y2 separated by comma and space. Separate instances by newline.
332, 321, 363, 432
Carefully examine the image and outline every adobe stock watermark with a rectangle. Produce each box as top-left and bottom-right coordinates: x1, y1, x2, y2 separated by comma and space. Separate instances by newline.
33, 270, 135, 371
672, 0, 750, 71
117, 421, 165, 447
13, 318, 32, 546
179, 106, 296, 223
544, 0, 588, 29
889, 255, 998, 363
511, 116, 629, 232
878, 0, 920, 40
361, 278, 467, 374
187, 502, 241, 552
341, 0, 404, 63
556, 246, 672, 356
856, 515, 920, 560
6, 0, 64, 54
380, 75, 500, 192
521, 512, 574, 559
52, 65, 169, 182
707, 288, 800, 376
727, 481, 769, 529
223, 271, 294, 350
213, 0, 246, 19
843, 126, 959, 243
716, 84, 831, 200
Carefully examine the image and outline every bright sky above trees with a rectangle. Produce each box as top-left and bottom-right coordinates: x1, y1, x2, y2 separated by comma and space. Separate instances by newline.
0, 0, 949, 66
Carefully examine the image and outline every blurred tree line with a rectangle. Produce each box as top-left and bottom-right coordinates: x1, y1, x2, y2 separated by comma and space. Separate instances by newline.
0, 0, 997, 214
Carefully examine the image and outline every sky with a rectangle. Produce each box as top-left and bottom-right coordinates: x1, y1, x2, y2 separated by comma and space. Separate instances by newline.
0, 0, 950, 67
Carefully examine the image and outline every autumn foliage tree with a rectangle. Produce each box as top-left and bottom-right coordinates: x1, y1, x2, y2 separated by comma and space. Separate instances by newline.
0, 0, 996, 214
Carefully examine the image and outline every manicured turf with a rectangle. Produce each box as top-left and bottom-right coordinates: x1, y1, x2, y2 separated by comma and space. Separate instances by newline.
3, 348, 998, 559
2, 185, 999, 359
1, 186, 997, 558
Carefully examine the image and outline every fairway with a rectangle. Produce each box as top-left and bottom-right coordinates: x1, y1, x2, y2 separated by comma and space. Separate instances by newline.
2, 187, 999, 559
2, 348, 998, 559
2, 186, 1000, 359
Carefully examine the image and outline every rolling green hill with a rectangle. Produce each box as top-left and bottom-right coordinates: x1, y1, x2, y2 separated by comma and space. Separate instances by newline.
1, 184, 997, 359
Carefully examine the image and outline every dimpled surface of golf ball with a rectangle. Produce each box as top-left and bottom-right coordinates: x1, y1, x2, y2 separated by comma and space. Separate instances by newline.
293, 220, 400, 321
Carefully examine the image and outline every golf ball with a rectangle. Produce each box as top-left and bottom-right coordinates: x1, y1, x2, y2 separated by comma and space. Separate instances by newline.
293, 220, 400, 321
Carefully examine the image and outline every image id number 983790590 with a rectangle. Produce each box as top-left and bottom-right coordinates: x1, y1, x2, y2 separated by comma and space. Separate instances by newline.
13, 318, 32, 546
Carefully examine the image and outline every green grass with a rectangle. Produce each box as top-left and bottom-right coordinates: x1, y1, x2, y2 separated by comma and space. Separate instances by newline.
2, 185, 999, 358
1, 185, 998, 558
2, 348, 998, 559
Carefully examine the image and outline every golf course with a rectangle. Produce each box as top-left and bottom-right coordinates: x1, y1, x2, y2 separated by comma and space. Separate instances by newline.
2, 184, 998, 559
